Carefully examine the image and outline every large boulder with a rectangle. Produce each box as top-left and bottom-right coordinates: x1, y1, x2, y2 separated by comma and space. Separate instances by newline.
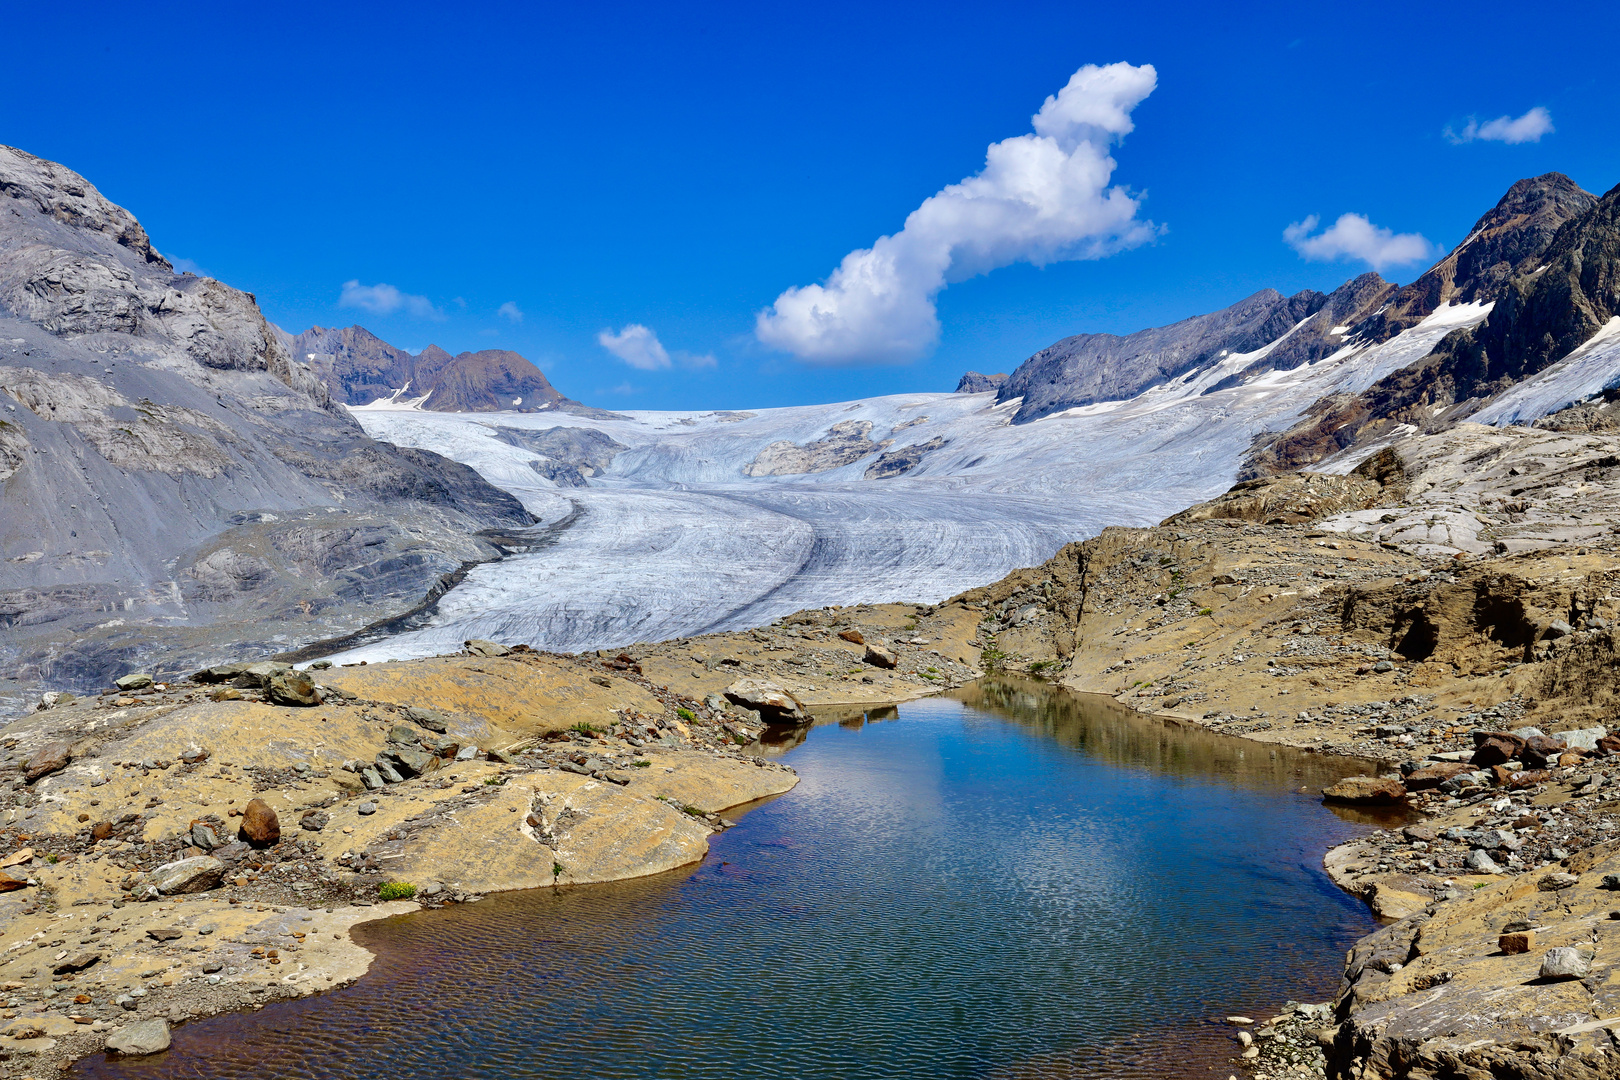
724, 679, 807, 725
1470, 732, 1527, 768
231, 661, 290, 689
1560, 727, 1608, 752
1521, 734, 1569, 769
24, 741, 70, 783
402, 706, 449, 733
105, 1019, 171, 1056
238, 798, 280, 846
266, 671, 320, 707
1322, 776, 1408, 805
34, 691, 75, 711
146, 856, 223, 895
464, 639, 511, 657
190, 662, 252, 684
863, 642, 899, 669
113, 673, 153, 691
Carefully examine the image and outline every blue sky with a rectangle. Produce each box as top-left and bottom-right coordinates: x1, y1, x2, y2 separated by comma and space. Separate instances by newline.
5, 1, 1618, 410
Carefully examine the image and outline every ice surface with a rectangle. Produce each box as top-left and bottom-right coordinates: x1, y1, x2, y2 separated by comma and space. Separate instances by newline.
323, 307, 1491, 662
1469, 317, 1620, 426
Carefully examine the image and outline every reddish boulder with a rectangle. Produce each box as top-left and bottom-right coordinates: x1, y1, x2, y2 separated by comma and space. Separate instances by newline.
1470, 733, 1526, 768
24, 741, 70, 783
1322, 776, 1408, 805
238, 799, 280, 847
838, 629, 865, 644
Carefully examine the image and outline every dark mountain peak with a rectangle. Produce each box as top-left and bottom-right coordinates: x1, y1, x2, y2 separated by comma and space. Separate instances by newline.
955, 371, 1006, 394
290, 327, 570, 413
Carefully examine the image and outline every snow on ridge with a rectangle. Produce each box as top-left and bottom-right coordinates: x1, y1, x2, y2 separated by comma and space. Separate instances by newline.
1470, 317, 1620, 427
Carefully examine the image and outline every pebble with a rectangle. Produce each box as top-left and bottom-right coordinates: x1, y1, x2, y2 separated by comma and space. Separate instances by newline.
357, 803, 377, 816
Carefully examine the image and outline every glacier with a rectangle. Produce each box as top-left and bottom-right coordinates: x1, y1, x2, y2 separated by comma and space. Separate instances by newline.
321, 304, 1498, 663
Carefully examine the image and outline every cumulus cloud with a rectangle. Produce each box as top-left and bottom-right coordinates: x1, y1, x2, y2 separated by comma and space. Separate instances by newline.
1445, 107, 1554, 145
1283, 213, 1433, 272
339, 280, 444, 320
597, 324, 672, 370
498, 301, 524, 323
756, 62, 1161, 365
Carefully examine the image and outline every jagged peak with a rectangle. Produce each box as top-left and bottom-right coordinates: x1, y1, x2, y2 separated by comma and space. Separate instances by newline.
0, 144, 167, 268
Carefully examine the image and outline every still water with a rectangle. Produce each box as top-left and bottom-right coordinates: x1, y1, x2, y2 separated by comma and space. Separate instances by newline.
80, 680, 1392, 1080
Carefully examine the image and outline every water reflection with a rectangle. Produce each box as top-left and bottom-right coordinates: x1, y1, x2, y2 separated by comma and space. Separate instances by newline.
79, 681, 1384, 1080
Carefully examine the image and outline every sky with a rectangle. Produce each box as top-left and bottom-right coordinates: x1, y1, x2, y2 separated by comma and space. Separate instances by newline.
4, 0, 1618, 411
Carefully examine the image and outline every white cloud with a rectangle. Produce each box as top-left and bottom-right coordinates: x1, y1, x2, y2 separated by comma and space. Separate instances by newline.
756, 61, 1161, 365
683, 352, 718, 369
498, 301, 524, 323
338, 280, 445, 320
597, 324, 672, 370
1283, 213, 1433, 272
1445, 107, 1554, 145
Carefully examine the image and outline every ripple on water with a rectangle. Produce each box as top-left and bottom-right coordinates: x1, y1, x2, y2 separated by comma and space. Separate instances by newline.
78, 681, 1388, 1080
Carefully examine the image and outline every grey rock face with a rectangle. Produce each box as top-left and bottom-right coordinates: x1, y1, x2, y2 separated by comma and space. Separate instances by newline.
997, 288, 1326, 422
490, 425, 626, 486
745, 420, 890, 476
954, 371, 1006, 393
0, 144, 539, 689
865, 437, 946, 479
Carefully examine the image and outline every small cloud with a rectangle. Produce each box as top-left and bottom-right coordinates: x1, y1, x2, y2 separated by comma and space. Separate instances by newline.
680, 352, 717, 369
602, 382, 638, 395
597, 324, 672, 370
498, 301, 524, 323
339, 280, 445, 320
1283, 213, 1433, 272
1444, 106, 1554, 145
170, 256, 211, 278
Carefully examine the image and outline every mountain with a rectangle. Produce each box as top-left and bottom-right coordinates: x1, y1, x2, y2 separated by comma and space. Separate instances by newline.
1245, 173, 1609, 475
284, 324, 571, 413
995, 172, 1599, 429
0, 145, 535, 689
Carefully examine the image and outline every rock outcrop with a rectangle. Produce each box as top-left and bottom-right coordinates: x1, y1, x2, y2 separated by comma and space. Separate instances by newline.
744, 420, 891, 476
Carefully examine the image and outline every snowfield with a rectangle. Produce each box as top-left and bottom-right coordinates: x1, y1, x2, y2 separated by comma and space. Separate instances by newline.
325, 304, 1505, 662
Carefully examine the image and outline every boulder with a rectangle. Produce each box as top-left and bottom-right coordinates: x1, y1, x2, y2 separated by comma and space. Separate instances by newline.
1521, 735, 1568, 769
838, 629, 865, 644
34, 691, 75, 711
24, 741, 70, 783
300, 810, 330, 832
464, 639, 511, 657
266, 672, 320, 707
1322, 776, 1407, 805
1560, 727, 1608, 752
146, 856, 224, 895
231, 661, 291, 689
105, 1019, 171, 1056
723, 679, 807, 726
179, 745, 209, 764
113, 673, 153, 691
1599, 734, 1620, 757
402, 706, 448, 733
0, 871, 27, 892
1540, 947, 1593, 980
238, 799, 280, 846
863, 643, 899, 669
190, 662, 252, 684
1402, 762, 1471, 791
51, 952, 99, 974
188, 823, 219, 851
90, 822, 113, 841
387, 724, 424, 747
1471, 733, 1527, 767
1465, 849, 1502, 874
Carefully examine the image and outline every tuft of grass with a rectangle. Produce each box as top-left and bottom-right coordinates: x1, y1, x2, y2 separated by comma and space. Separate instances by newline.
980, 647, 1006, 671
681, 804, 704, 816
44, 854, 59, 865
483, 776, 506, 787
1198, 608, 1213, 617
552, 861, 564, 881
632, 760, 651, 768
675, 707, 695, 722
379, 882, 417, 901
1028, 660, 1055, 673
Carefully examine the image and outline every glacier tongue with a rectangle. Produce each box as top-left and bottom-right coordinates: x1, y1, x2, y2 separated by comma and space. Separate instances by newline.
325, 307, 1494, 663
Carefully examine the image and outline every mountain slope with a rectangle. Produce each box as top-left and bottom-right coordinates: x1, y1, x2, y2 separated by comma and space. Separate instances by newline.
285, 325, 570, 413
0, 145, 533, 689
1245, 174, 1609, 475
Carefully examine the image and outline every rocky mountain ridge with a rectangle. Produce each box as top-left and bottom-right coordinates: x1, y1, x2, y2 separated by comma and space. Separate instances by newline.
281, 324, 576, 414
0, 145, 535, 691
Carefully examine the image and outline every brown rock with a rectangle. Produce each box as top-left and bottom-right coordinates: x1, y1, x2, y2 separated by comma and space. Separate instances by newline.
863, 642, 899, 669
838, 629, 865, 644
1599, 734, 1620, 756
266, 672, 320, 708
0, 872, 26, 892
1470, 733, 1526, 768
1322, 776, 1408, 805
90, 822, 113, 841
1558, 751, 1588, 767
52, 953, 99, 974
1506, 769, 1551, 791
24, 741, 70, 783
1521, 735, 1568, 769
238, 799, 280, 847
1403, 762, 1470, 790
1499, 931, 1535, 954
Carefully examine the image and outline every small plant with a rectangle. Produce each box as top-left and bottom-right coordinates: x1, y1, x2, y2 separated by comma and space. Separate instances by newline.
681, 804, 704, 816
378, 882, 417, 901
570, 721, 600, 735
44, 854, 59, 865
918, 671, 939, 680
632, 760, 651, 768
483, 776, 506, 787
676, 707, 695, 722
980, 647, 1006, 671
1028, 660, 1054, 672
552, 861, 564, 882
1198, 608, 1213, 617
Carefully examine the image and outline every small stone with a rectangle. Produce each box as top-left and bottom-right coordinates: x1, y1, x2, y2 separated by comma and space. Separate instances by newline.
357, 802, 377, 816
34, 691, 76, 711
1373, 660, 1394, 673
0, 871, 27, 893
1499, 931, 1535, 954
1465, 849, 1502, 875
239, 799, 280, 846
105, 1019, 170, 1055
723, 679, 807, 725
402, 707, 448, 733
838, 629, 865, 644
189, 823, 219, 851
1540, 947, 1594, 981
51, 953, 99, 974
113, 674, 154, 692
1600, 874, 1620, 891
1539, 872, 1580, 891
863, 642, 899, 669
300, 810, 329, 832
